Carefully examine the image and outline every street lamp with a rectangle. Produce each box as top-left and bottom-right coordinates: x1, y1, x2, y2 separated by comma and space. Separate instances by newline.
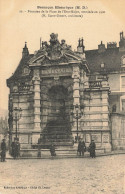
71, 104, 84, 143
13, 107, 22, 140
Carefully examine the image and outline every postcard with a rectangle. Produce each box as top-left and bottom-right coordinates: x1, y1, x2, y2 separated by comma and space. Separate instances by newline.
0, 0, 125, 193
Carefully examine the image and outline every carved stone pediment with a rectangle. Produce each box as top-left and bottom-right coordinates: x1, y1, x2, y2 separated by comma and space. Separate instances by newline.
29, 33, 83, 66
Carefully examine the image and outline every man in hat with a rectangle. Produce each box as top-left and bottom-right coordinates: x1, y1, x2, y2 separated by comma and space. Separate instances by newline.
77, 140, 82, 156
81, 140, 86, 156
1, 139, 6, 162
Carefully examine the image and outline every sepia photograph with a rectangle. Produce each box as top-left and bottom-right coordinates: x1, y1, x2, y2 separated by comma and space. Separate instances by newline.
0, 0, 125, 193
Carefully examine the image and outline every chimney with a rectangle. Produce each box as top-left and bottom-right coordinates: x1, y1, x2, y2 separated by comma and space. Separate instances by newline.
120, 31, 123, 40
107, 42, 117, 49
22, 42, 29, 58
119, 31, 125, 52
98, 41, 105, 53
77, 38, 85, 53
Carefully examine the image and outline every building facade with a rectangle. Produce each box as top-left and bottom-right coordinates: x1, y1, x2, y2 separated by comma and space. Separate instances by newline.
85, 31, 125, 150
7, 32, 125, 152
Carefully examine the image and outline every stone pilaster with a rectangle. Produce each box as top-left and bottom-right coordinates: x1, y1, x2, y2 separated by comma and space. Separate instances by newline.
32, 68, 41, 133
72, 64, 80, 106
101, 82, 111, 151
71, 64, 80, 133
80, 69, 89, 131
8, 94, 13, 148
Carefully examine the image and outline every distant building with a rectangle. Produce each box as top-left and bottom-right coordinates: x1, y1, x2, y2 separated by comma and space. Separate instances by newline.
7, 32, 125, 155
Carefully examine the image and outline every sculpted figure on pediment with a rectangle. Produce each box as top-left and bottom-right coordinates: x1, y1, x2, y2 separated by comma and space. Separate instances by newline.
50, 33, 59, 46
61, 39, 71, 50
41, 33, 72, 60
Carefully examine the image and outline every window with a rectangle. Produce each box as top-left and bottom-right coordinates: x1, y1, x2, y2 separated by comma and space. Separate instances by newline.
121, 119, 125, 137
101, 63, 104, 68
13, 85, 18, 92
23, 67, 29, 75
123, 58, 125, 65
122, 99, 125, 111
112, 104, 116, 112
121, 55, 125, 66
120, 95, 125, 111
121, 76, 125, 91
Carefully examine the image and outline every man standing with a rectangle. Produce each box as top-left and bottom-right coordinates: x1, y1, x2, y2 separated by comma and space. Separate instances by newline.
81, 140, 86, 156
77, 140, 82, 156
89, 140, 96, 158
1, 139, 6, 162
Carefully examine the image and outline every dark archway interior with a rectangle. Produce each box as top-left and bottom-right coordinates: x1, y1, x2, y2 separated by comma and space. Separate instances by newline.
41, 85, 73, 146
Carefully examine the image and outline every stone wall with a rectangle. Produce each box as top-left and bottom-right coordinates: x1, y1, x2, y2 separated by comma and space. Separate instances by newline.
111, 113, 125, 150
108, 74, 120, 91
78, 80, 111, 151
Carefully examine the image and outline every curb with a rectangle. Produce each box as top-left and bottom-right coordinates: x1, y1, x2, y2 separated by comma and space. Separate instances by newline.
5, 152, 125, 160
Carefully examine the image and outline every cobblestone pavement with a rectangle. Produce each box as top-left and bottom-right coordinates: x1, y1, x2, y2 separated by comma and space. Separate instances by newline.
0, 155, 124, 194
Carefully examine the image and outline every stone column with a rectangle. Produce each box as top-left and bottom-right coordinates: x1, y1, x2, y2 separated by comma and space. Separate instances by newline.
32, 68, 41, 144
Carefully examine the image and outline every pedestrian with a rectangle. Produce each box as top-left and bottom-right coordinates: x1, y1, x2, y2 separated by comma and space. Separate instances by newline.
77, 140, 82, 156
1, 139, 6, 162
89, 140, 96, 158
50, 143, 56, 157
81, 140, 86, 156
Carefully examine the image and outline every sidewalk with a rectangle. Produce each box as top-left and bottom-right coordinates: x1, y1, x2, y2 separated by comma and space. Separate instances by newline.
6, 150, 125, 159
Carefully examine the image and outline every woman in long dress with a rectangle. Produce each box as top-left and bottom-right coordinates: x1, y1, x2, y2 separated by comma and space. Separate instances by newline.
89, 140, 96, 158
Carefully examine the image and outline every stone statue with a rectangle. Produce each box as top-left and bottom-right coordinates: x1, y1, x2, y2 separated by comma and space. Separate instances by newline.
50, 33, 59, 46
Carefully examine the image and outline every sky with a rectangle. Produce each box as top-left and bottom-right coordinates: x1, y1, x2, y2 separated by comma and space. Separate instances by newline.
0, 0, 125, 111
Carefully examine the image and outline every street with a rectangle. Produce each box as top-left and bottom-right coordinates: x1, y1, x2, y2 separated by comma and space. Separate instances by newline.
0, 155, 124, 194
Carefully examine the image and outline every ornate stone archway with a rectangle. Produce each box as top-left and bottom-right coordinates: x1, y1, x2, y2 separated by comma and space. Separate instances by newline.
40, 84, 73, 146
7, 33, 112, 153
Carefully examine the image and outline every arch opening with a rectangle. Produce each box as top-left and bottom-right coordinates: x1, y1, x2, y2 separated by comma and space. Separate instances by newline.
41, 85, 73, 146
